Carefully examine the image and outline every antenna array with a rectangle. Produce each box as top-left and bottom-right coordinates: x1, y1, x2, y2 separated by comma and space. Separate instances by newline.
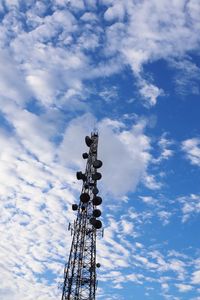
61, 133, 103, 300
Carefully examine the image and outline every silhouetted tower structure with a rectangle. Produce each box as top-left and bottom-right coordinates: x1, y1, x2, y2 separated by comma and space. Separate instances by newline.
61, 133, 103, 300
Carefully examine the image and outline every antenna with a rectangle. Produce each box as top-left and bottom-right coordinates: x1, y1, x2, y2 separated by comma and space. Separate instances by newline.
61, 133, 103, 300
92, 120, 98, 136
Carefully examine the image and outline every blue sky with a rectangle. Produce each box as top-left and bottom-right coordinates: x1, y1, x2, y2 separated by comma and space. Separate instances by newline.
0, 0, 200, 299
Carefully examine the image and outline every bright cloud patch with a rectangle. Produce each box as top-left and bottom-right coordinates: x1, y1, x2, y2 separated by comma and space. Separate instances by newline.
182, 138, 200, 166
192, 270, 200, 285
178, 194, 200, 222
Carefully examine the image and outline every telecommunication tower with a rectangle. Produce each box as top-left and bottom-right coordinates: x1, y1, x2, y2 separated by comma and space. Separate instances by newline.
61, 133, 103, 300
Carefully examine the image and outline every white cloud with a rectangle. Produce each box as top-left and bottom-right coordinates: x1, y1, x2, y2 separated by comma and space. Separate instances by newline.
0, 0, 200, 111
153, 133, 174, 164
7, 9, 91, 108
177, 194, 200, 222
139, 196, 158, 205
0, 50, 31, 104
1, 0, 199, 109
175, 283, 193, 292
157, 210, 172, 225
182, 138, 200, 166
0, 106, 80, 299
81, 12, 98, 22
99, 86, 118, 103
0, 143, 74, 299
169, 259, 186, 280
170, 58, 200, 96
103, 0, 200, 105
104, 2, 125, 22
58, 113, 96, 169
99, 118, 151, 196
4, 0, 20, 9
139, 80, 164, 106
143, 173, 162, 190
120, 219, 134, 235
69, 0, 85, 10
161, 283, 169, 291
192, 270, 200, 285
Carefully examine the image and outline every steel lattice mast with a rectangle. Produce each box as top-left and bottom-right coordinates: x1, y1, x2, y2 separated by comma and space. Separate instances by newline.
62, 132, 103, 300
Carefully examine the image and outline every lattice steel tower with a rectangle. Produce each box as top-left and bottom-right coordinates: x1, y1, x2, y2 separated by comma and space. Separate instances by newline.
61, 133, 103, 300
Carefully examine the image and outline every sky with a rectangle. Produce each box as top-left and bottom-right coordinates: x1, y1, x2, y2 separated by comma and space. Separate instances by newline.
0, 0, 200, 299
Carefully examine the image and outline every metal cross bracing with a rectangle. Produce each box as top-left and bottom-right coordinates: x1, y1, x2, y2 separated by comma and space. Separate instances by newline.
61, 132, 103, 300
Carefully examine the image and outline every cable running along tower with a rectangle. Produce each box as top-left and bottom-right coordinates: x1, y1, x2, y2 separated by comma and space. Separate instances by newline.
62, 133, 103, 300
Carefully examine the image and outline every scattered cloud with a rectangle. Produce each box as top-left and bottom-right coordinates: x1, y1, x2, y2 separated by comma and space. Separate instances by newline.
157, 210, 172, 225
182, 138, 200, 167
103, 0, 200, 105
170, 58, 200, 96
139, 196, 158, 205
175, 283, 193, 292
178, 194, 200, 222
154, 133, 174, 163
0, 0, 199, 110
192, 270, 200, 285
138, 79, 164, 106
99, 86, 118, 103
0, 1, 200, 299
142, 173, 162, 190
